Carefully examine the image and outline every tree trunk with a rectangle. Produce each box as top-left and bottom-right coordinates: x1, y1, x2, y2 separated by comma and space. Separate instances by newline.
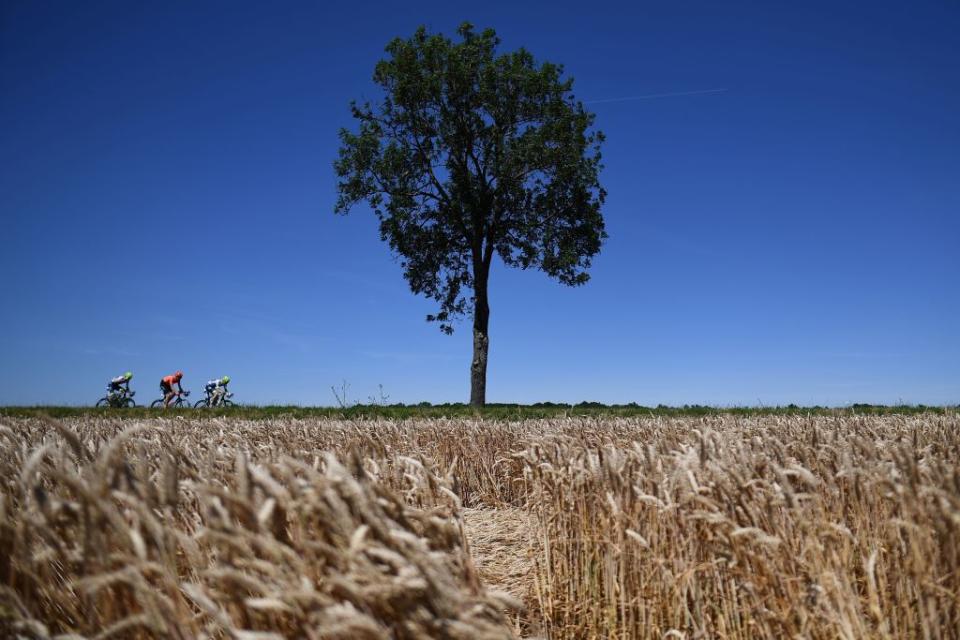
470, 275, 490, 407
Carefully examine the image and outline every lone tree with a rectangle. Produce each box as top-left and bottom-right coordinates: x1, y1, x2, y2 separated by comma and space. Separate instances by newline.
335, 23, 606, 406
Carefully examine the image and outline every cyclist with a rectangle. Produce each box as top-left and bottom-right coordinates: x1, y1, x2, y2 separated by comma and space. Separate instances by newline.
107, 371, 133, 401
160, 371, 185, 408
204, 375, 231, 406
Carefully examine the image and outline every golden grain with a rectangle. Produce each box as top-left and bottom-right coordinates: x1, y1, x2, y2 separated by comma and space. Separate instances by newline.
1, 413, 957, 638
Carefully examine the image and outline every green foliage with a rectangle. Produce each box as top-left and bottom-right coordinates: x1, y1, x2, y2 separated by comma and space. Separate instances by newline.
334, 23, 606, 333
1, 403, 950, 421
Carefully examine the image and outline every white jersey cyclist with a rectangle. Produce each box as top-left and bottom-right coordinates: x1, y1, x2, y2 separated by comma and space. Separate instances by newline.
108, 372, 133, 395
204, 376, 231, 402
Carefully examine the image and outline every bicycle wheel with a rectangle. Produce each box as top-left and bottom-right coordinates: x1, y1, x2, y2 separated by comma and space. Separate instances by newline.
150, 399, 165, 408
125, 398, 138, 408
221, 399, 235, 407
193, 398, 208, 408
95, 397, 110, 408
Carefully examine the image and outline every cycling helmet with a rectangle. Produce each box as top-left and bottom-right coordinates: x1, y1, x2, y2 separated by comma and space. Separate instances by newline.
221, 376, 230, 384
124, 371, 133, 380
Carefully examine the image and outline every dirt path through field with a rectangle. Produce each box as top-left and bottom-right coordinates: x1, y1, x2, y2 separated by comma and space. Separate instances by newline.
462, 507, 539, 635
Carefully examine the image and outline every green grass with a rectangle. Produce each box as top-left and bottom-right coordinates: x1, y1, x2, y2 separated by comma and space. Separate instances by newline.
0, 402, 953, 421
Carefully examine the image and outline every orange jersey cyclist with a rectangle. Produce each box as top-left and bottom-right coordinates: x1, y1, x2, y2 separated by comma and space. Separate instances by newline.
160, 371, 184, 408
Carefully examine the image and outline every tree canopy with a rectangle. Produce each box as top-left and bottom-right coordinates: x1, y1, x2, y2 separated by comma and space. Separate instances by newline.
334, 23, 606, 404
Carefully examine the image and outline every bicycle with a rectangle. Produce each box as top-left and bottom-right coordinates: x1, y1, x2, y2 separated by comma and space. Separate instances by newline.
150, 389, 191, 408
95, 389, 137, 408
194, 390, 235, 408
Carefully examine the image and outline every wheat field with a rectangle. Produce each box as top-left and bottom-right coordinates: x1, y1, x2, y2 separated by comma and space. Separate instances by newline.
1, 413, 958, 638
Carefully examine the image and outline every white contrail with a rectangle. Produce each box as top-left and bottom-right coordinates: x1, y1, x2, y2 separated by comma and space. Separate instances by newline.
585, 88, 728, 104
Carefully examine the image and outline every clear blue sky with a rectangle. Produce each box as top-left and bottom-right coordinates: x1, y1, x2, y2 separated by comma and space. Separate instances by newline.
2, 1, 957, 406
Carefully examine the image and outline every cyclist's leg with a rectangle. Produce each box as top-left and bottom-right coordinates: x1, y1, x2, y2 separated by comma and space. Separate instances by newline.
161, 383, 174, 408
